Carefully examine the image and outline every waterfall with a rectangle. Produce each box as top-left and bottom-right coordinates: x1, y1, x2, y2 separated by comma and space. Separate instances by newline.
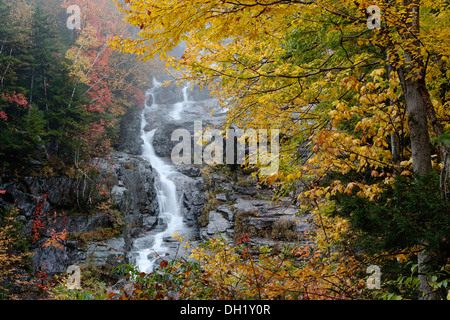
132, 79, 188, 273
169, 84, 191, 120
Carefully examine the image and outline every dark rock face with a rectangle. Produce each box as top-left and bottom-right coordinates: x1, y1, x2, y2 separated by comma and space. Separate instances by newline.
0, 151, 159, 272
1, 176, 76, 218
177, 165, 201, 178
178, 174, 205, 234
152, 119, 228, 159
65, 214, 111, 234
32, 241, 69, 273
152, 83, 184, 105
115, 106, 143, 155
107, 152, 159, 217
153, 121, 196, 158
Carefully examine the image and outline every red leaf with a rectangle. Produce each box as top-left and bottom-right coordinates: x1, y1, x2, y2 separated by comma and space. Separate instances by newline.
160, 260, 168, 269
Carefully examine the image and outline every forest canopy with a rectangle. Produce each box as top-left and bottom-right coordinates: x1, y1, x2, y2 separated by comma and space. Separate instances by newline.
0, 0, 156, 173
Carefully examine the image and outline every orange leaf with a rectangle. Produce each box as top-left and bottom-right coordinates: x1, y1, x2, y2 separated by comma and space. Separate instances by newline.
160, 260, 168, 269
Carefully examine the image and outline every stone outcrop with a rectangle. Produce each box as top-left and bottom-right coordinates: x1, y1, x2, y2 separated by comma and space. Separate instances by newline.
115, 105, 143, 155
198, 167, 313, 249
149, 112, 224, 159
152, 122, 196, 158
0, 151, 159, 273
104, 152, 159, 218
152, 83, 184, 105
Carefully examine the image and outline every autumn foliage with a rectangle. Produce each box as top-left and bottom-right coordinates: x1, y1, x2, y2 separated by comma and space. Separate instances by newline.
106, 230, 367, 300
112, 0, 450, 299
0, 0, 448, 301
58, 0, 163, 161
0, 207, 28, 297
0, 0, 159, 172
31, 194, 68, 250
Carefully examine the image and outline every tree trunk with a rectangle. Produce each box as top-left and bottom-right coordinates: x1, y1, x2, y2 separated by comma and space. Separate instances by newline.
402, 80, 432, 176
391, 132, 401, 166
402, 78, 440, 299
398, 0, 440, 300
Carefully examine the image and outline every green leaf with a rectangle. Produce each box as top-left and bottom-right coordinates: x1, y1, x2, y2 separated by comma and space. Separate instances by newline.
432, 133, 450, 147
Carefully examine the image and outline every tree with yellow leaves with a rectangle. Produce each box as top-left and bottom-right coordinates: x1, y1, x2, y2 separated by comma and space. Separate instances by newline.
111, 0, 450, 299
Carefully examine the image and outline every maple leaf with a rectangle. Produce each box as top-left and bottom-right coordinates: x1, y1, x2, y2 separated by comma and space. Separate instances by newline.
0, 111, 7, 121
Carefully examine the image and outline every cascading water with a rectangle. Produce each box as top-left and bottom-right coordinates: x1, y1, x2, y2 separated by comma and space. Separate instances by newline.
132, 79, 190, 273
169, 85, 191, 120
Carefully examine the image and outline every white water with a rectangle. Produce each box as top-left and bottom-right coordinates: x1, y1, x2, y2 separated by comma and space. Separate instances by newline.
133, 79, 190, 273
168, 85, 192, 120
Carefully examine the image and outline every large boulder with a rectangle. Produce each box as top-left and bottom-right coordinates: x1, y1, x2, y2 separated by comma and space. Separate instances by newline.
153, 122, 196, 158
32, 241, 69, 274
200, 210, 234, 241
109, 152, 159, 217
86, 238, 126, 268
152, 83, 184, 105
152, 119, 227, 160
